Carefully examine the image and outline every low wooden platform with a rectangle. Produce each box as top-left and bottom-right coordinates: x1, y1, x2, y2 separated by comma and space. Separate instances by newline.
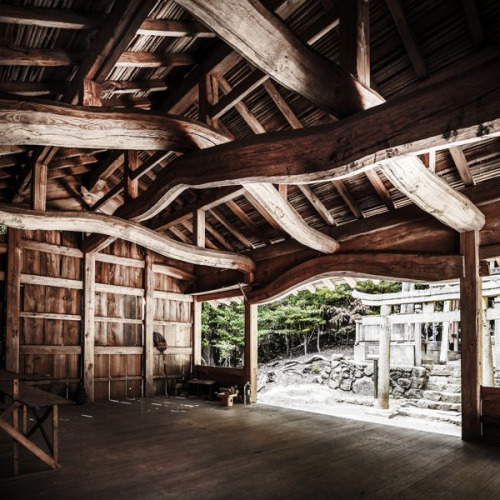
1, 398, 499, 499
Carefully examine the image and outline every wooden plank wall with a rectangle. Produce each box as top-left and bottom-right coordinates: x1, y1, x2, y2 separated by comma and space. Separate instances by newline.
19, 230, 82, 396
5, 230, 194, 400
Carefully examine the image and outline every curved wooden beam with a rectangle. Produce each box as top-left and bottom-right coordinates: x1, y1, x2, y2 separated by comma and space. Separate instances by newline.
380, 157, 485, 232
244, 184, 339, 253
246, 253, 464, 305
0, 205, 255, 273
116, 60, 498, 231
0, 97, 229, 151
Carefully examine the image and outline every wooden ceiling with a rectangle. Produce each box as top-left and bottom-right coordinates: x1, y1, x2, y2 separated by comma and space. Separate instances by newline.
0, 0, 499, 294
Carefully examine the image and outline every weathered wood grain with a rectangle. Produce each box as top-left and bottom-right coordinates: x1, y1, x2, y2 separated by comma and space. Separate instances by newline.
175, 0, 382, 116
0, 97, 229, 151
0, 205, 255, 273
247, 253, 465, 305
116, 60, 498, 226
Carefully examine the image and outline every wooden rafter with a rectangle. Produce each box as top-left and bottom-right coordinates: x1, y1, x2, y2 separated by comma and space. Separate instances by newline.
385, 0, 428, 79
449, 147, 475, 186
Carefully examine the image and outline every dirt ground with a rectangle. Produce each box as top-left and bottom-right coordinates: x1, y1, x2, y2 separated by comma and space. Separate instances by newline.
257, 346, 461, 437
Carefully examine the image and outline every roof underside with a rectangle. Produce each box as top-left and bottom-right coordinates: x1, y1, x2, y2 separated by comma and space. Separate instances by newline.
0, 0, 499, 259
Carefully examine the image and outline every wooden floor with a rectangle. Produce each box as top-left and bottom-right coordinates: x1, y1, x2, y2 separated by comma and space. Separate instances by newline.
1, 397, 499, 500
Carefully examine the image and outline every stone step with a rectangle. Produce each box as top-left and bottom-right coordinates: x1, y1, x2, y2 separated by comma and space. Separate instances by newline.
401, 398, 461, 412
425, 382, 461, 392
427, 366, 461, 377
427, 375, 462, 385
421, 390, 461, 404
397, 406, 462, 426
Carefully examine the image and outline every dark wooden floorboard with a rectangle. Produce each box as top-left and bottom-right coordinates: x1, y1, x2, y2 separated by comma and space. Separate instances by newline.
0, 398, 499, 500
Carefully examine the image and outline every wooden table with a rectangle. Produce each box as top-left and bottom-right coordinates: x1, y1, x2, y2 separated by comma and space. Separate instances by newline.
0, 369, 75, 475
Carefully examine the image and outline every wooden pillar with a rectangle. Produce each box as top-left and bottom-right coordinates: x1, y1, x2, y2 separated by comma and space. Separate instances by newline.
6, 228, 21, 373
482, 297, 495, 386
125, 150, 139, 199
81, 78, 102, 107
12, 379, 19, 476
192, 300, 202, 374
440, 300, 451, 363
377, 304, 391, 409
144, 252, 155, 397
494, 297, 500, 374
340, 0, 370, 86
83, 253, 95, 402
193, 209, 205, 248
199, 73, 218, 128
244, 301, 258, 403
31, 161, 47, 212
460, 231, 482, 441
52, 405, 59, 464
414, 322, 422, 366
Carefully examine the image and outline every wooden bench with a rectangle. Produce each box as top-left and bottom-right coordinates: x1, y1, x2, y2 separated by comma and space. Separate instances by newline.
0, 369, 75, 475
480, 385, 500, 444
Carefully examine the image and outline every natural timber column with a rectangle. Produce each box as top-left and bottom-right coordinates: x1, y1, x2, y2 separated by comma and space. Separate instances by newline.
83, 253, 95, 402
6, 228, 21, 373
377, 305, 391, 409
460, 231, 483, 440
144, 252, 155, 397
482, 297, 495, 386
192, 300, 202, 373
244, 301, 258, 403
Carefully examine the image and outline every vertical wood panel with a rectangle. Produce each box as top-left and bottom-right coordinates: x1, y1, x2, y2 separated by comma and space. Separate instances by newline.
6, 228, 21, 372
192, 300, 202, 371
84, 253, 96, 402
460, 230, 482, 441
144, 252, 155, 396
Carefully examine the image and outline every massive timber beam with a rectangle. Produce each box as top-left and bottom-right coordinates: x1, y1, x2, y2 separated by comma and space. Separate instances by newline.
0, 97, 229, 151
175, 0, 382, 116
246, 253, 465, 305
0, 205, 255, 274
172, 1, 495, 232
244, 184, 339, 253
116, 60, 498, 230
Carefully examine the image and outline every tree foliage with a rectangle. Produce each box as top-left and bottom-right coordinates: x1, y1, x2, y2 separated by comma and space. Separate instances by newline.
201, 281, 397, 366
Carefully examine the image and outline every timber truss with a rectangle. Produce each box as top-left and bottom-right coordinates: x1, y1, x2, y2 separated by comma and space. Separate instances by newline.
0, 0, 499, 301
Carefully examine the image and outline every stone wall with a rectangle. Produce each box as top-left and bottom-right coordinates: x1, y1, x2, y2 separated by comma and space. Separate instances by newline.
319, 354, 427, 398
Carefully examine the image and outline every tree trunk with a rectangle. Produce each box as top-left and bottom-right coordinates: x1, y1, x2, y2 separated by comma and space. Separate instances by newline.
317, 330, 321, 353
303, 334, 308, 356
